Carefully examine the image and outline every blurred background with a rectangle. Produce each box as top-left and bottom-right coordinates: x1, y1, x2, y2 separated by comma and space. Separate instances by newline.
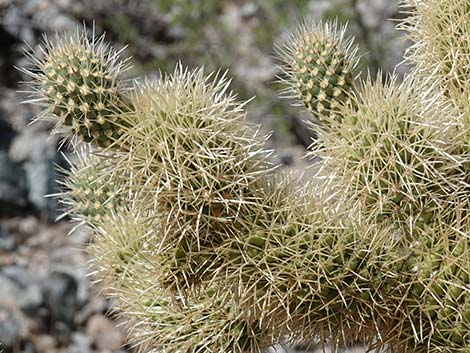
0, 1, 409, 352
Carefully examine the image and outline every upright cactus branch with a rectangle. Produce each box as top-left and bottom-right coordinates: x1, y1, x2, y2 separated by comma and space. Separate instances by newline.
311, 75, 468, 234
400, 0, 470, 110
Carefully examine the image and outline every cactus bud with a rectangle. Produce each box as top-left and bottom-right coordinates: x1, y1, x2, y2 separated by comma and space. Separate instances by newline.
58, 149, 126, 226
277, 20, 359, 125
21, 28, 132, 147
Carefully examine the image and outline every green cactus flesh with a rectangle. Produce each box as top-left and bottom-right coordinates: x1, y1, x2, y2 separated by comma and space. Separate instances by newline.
278, 21, 359, 125
65, 155, 124, 225
25, 32, 133, 148
314, 75, 469, 235
396, 220, 470, 352
291, 39, 354, 120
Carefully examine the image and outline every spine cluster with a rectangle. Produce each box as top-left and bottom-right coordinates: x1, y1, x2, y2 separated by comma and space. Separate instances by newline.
22, 2, 469, 353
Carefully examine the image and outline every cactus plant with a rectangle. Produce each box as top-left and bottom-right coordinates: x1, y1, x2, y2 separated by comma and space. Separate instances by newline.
21, 28, 132, 147
58, 148, 126, 226
397, 216, 470, 353
277, 20, 360, 124
400, 0, 470, 117
22, 1, 470, 352
311, 74, 468, 235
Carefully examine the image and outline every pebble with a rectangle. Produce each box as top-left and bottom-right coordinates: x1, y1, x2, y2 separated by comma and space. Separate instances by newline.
0, 304, 25, 350
69, 332, 92, 353
85, 314, 123, 351
42, 271, 79, 344
33, 334, 57, 353
0, 224, 15, 252
0, 266, 43, 314
10, 130, 60, 220
0, 151, 27, 211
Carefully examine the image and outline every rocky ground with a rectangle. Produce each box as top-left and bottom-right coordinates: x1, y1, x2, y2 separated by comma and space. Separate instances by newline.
0, 217, 127, 353
0, 0, 405, 352
0, 39, 129, 350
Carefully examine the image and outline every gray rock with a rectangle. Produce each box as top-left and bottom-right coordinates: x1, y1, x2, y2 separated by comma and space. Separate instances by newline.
2, 0, 78, 46
0, 118, 15, 150
9, 131, 56, 163
9, 130, 59, 219
0, 266, 43, 314
0, 151, 27, 211
0, 224, 15, 251
41, 271, 79, 343
0, 88, 39, 131
0, 304, 24, 349
23, 159, 58, 220
85, 314, 123, 351
0, 151, 22, 185
69, 332, 93, 353
47, 245, 92, 307
32, 334, 57, 353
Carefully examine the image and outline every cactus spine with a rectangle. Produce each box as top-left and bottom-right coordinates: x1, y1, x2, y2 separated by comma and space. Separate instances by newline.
22, 1, 469, 352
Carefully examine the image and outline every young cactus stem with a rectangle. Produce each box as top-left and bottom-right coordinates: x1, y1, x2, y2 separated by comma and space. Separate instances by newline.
21, 26, 133, 148
277, 19, 360, 126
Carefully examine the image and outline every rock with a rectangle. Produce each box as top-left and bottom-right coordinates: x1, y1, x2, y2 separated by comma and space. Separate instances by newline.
0, 151, 27, 212
75, 297, 112, 327
23, 0, 79, 34
41, 271, 79, 344
9, 131, 57, 163
0, 266, 42, 314
86, 314, 123, 351
0, 24, 20, 87
9, 130, 60, 220
0, 118, 15, 150
0, 252, 14, 266
1, 0, 78, 47
32, 334, 57, 353
2, 215, 40, 248
0, 224, 15, 252
46, 246, 92, 306
23, 159, 59, 220
0, 304, 24, 350
0, 88, 38, 130
69, 332, 92, 353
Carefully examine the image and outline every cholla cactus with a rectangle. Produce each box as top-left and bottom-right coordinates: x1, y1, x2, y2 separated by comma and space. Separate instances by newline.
58, 149, 126, 226
400, 0, 470, 119
21, 28, 132, 147
89, 209, 275, 353
312, 75, 468, 234
397, 217, 470, 353
22, 1, 470, 353
277, 20, 360, 124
